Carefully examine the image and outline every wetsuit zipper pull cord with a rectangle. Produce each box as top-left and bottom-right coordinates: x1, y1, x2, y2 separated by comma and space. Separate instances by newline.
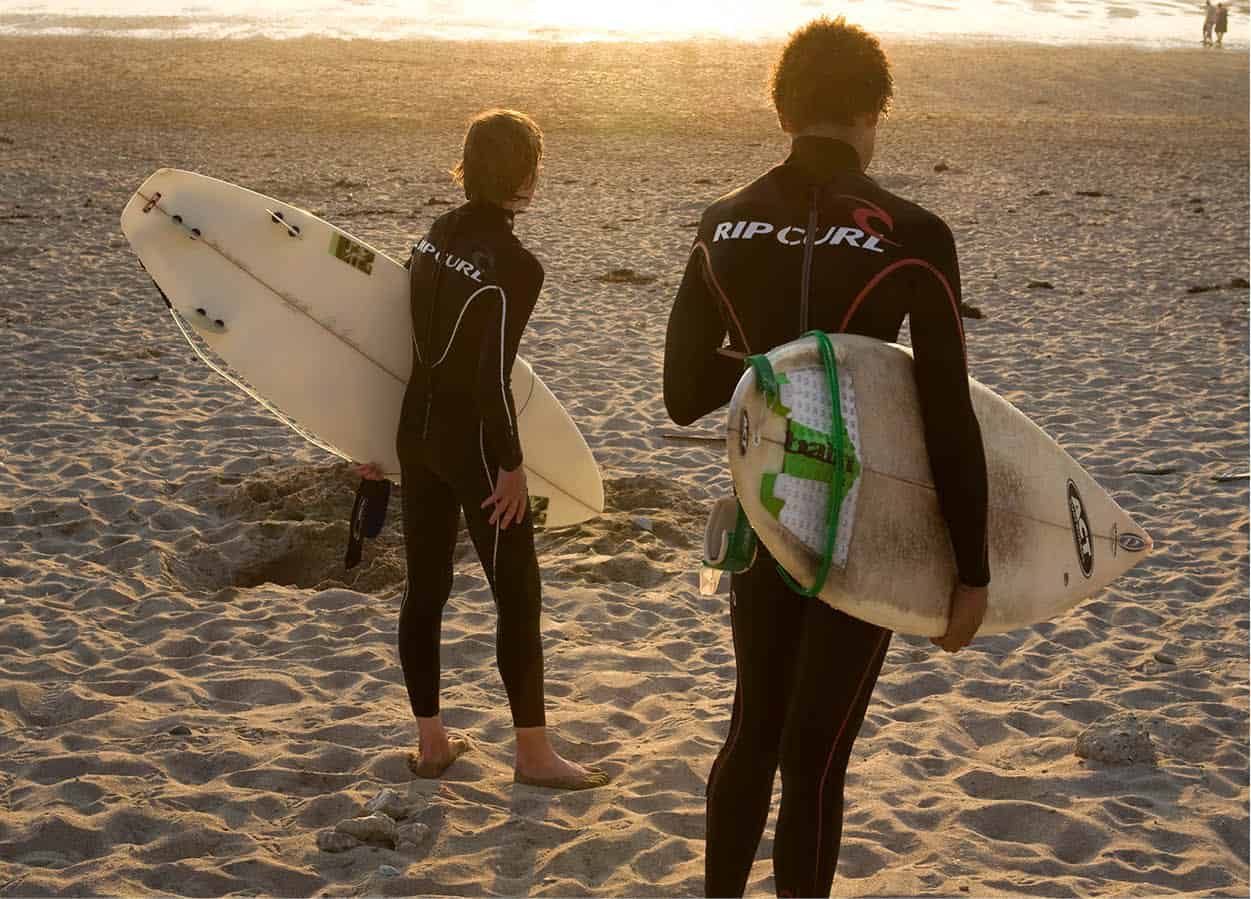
421, 391, 433, 440
799, 186, 820, 334
417, 218, 460, 442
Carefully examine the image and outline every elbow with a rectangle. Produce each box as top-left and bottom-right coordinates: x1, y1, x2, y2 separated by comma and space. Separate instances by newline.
663, 352, 704, 426
667, 405, 700, 428
663, 383, 700, 427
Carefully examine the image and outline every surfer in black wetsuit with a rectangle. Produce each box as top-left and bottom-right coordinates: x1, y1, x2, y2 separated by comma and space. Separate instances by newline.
364, 109, 606, 791
662, 18, 991, 896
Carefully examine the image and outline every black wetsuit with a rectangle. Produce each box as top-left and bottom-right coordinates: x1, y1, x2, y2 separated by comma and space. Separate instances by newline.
396, 201, 546, 729
663, 137, 989, 897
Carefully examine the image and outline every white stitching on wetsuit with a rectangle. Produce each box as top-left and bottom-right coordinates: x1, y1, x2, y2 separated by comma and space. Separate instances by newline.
418, 284, 516, 442
479, 422, 500, 592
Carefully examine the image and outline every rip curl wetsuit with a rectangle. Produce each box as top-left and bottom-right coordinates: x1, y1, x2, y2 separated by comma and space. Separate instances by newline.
396, 200, 546, 729
663, 137, 989, 897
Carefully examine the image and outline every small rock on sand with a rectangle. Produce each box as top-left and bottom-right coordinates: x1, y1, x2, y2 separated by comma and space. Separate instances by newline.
397, 822, 431, 850
1075, 711, 1156, 765
336, 813, 397, 846
364, 788, 410, 820
595, 268, 657, 285
1027, 280, 1055, 290
317, 830, 360, 853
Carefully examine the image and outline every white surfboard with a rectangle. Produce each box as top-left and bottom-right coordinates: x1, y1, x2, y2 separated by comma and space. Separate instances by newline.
120, 168, 604, 528
727, 333, 1152, 636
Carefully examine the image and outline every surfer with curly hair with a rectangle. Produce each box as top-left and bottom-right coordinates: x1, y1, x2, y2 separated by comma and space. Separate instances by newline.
663, 18, 990, 896
363, 109, 607, 791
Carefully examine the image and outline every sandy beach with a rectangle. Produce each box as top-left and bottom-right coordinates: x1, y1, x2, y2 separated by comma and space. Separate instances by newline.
0, 34, 1248, 897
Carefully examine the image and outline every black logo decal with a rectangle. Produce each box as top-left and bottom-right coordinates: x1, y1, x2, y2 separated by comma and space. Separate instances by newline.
738, 410, 750, 457
1066, 480, 1094, 578
1118, 532, 1148, 553
330, 233, 375, 275
784, 426, 833, 465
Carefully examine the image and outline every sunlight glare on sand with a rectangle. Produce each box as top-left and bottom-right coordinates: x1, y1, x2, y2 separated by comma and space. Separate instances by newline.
0, 0, 1245, 44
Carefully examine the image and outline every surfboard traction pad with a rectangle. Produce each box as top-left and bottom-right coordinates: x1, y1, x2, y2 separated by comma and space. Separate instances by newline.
760, 357, 864, 569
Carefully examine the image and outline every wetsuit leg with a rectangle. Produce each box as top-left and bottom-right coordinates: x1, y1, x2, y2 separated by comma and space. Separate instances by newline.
705, 558, 805, 897
397, 459, 461, 720
451, 427, 546, 729
773, 601, 890, 897
704, 554, 891, 898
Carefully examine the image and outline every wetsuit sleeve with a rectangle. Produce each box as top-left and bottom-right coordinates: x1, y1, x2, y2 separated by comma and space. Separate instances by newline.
477, 252, 543, 472
907, 223, 991, 587
663, 242, 744, 426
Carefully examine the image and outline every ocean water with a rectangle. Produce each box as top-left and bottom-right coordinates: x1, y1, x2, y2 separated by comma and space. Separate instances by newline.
0, 0, 1244, 46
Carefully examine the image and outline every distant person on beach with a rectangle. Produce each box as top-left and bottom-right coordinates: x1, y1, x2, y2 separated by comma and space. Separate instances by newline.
663, 16, 990, 898
1215, 2, 1229, 45
1203, 0, 1216, 45
359, 109, 607, 791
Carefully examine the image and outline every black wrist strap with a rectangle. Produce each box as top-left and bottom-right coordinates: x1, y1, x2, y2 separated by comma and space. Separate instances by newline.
345, 477, 392, 570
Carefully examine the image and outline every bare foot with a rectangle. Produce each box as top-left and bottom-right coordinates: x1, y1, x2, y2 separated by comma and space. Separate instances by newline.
514, 754, 609, 791
406, 737, 471, 779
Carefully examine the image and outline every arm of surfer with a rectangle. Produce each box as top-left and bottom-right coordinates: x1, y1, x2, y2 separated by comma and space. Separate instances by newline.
912, 343, 990, 590
663, 244, 744, 426
477, 255, 543, 526
481, 465, 528, 529
477, 310, 524, 475
907, 225, 990, 648
933, 583, 989, 653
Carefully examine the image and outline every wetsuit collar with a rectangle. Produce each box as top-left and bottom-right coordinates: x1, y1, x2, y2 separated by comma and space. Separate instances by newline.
461, 200, 516, 229
785, 137, 863, 182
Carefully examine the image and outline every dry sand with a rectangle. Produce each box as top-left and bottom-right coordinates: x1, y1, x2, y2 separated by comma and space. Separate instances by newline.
0, 35, 1247, 897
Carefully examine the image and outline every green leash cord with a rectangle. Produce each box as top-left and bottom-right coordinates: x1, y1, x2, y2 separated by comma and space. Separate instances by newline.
745, 330, 849, 597
747, 352, 781, 407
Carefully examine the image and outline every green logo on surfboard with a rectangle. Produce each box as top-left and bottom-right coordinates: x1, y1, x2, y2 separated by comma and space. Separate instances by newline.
330, 233, 375, 275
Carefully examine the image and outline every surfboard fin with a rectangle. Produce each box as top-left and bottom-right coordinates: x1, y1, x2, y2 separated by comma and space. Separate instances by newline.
702, 496, 758, 587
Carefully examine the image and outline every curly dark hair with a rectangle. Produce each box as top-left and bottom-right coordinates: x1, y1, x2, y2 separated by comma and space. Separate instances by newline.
770, 16, 894, 131
451, 109, 544, 205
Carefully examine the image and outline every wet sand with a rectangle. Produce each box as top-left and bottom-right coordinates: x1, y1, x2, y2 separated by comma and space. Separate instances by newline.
0, 35, 1247, 897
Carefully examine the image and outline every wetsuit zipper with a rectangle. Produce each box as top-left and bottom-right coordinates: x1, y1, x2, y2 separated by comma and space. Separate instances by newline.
799, 186, 820, 334
418, 218, 457, 440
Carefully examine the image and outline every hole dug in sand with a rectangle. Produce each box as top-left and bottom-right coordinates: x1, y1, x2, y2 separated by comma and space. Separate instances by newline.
164, 463, 410, 595
164, 465, 709, 595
